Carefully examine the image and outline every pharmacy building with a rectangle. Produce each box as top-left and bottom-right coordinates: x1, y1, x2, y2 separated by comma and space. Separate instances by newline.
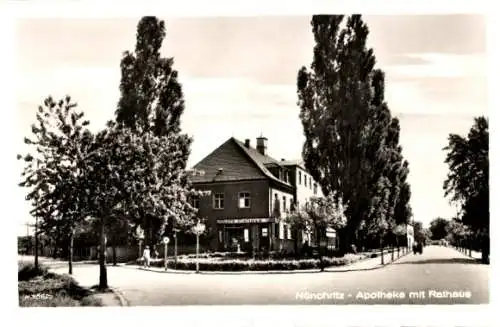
188, 136, 336, 254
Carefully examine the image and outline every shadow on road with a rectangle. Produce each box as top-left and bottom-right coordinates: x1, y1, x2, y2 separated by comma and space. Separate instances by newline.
393, 258, 485, 265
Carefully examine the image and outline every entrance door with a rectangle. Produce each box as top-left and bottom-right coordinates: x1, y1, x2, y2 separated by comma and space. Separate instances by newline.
259, 226, 270, 251
224, 226, 244, 251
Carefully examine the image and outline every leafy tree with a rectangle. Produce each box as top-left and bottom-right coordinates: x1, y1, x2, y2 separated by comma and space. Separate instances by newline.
392, 224, 407, 256
446, 218, 466, 247
84, 122, 203, 289
18, 96, 93, 274
115, 16, 192, 246
443, 116, 489, 260
412, 221, 426, 244
429, 217, 449, 240
286, 195, 347, 269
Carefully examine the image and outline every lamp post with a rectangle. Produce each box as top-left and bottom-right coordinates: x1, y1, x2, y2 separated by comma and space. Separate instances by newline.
163, 236, 170, 270
192, 221, 206, 274
136, 226, 144, 260
173, 228, 180, 270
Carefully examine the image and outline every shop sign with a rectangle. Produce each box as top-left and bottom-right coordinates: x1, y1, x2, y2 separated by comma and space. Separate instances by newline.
217, 218, 276, 224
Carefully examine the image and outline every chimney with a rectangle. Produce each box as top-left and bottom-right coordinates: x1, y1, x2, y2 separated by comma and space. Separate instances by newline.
244, 139, 251, 148
256, 136, 268, 156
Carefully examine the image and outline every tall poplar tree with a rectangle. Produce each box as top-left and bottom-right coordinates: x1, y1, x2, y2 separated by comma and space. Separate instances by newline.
115, 16, 194, 246
298, 15, 415, 254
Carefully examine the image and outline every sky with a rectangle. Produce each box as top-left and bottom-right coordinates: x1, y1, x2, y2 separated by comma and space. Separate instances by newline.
14, 15, 487, 235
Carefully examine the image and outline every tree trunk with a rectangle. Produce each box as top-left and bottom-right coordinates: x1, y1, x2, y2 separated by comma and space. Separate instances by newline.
380, 235, 384, 265
98, 218, 108, 290
317, 226, 324, 271
34, 216, 39, 270
174, 232, 178, 269
112, 244, 117, 266
68, 230, 74, 275
294, 228, 300, 259
397, 238, 400, 258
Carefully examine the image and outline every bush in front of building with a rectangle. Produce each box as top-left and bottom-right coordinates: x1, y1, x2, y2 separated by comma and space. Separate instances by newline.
136, 253, 369, 271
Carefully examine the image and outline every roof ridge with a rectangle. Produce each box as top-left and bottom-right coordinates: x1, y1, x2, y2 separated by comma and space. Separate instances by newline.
232, 138, 291, 188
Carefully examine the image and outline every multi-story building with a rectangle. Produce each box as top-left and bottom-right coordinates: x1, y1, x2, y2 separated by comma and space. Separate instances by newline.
189, 136, 325, 253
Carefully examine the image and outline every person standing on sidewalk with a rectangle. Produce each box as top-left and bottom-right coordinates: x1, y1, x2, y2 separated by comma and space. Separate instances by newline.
143, 246, 151, 268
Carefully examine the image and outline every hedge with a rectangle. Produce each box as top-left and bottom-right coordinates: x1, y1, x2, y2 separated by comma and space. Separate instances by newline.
137, 253, 370, 271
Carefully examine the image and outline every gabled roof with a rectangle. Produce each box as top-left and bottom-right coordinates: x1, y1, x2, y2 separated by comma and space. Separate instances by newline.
190, 137, 292, 189
280, 159, 306, 170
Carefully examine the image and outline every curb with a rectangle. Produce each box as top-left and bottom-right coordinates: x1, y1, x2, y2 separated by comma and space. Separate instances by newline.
109, 287, 129, 307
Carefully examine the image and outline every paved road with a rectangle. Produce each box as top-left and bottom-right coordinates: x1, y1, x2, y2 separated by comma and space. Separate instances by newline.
48, 246, 488, 305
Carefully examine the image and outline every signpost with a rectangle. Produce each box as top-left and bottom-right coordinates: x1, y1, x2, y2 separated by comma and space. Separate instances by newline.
192, 222, 206, 274
163, 236, 170, 270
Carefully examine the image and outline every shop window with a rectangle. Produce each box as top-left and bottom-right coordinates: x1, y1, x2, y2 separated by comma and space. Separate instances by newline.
262, 228, 268, 237
244, 229, 249, 242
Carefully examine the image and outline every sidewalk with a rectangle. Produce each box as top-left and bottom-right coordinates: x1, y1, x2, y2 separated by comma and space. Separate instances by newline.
325, 248, 410, 272
129, 248, 410, 275
455, 248, 483, 260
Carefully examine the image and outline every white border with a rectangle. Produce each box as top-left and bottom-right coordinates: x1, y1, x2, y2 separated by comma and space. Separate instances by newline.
2, 1, 495, 327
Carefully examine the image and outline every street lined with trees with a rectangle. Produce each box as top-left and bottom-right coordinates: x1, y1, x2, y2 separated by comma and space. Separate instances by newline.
17, 14, 488, 298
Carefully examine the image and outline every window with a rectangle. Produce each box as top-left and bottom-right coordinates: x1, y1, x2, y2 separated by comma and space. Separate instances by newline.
190, 196, 200, 209
298, 171, 302, 185
309, 177, 312, 189
282, 196, 287, 213
289, 198, 294, 212
279, 222, 284, 240
244, 229, 249, 242
273, 193, 280, 216
262, 228, 268, 237
213, 193, 224, 209
313, 183, 317, 195
239, 192, 251, 208
304, 174, 307, 187
218, 230, 223, 243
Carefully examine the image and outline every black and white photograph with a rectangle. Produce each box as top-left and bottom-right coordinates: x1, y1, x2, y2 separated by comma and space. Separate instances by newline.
10, 1, 491, 322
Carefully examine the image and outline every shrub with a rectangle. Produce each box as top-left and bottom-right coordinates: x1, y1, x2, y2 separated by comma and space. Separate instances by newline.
18, 263, 49, 281
19, 294, 81, 307
141, 254, 367, 271
18, 264, 99, 307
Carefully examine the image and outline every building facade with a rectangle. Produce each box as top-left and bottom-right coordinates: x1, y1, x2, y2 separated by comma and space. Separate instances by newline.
406, 224, 414, 249
189, 136, 324, 254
